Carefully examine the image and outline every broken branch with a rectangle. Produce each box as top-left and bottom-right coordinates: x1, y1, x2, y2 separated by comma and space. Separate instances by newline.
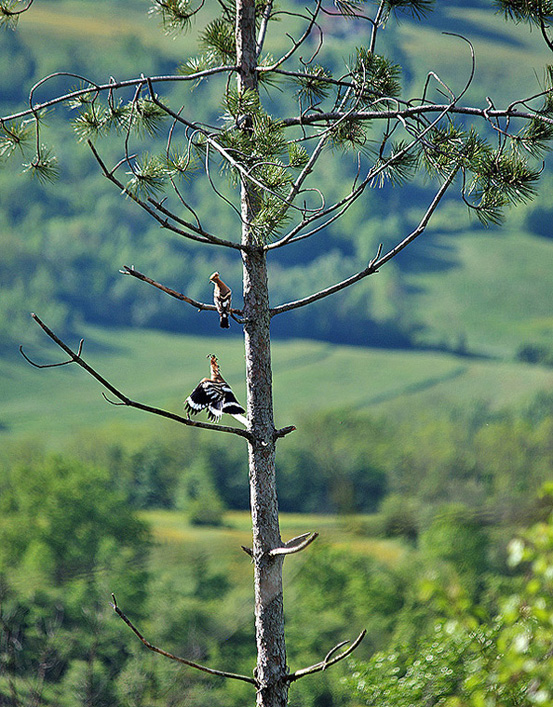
269, 532, 319, 557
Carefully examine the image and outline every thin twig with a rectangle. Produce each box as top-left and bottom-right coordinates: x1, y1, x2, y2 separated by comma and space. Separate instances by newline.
87, 140, 244, 250
20, 338, 84, 367
110, 594, 257, 685
286, 630, 367, 682
270, 165, 459, 316
24, 313, 253, 442
258, 1, 323, 73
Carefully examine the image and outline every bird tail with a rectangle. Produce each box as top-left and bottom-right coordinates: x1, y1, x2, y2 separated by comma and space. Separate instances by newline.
231, 413, 248, 427
220, 314, 230, 329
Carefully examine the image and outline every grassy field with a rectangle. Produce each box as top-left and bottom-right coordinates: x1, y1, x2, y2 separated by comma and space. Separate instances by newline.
2, 324, 553, 447
3, 1, 553, 446
142, 508, 408, 622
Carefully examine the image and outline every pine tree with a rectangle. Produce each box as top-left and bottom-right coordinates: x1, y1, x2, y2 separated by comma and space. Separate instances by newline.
4, 1, 553, 706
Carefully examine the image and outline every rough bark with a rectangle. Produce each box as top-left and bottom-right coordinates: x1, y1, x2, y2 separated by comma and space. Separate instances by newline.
236, 1, 289, 706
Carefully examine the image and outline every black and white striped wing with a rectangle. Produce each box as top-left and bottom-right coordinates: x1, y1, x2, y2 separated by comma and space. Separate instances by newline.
185, 380, 224, 418
185, 380, 244, 422
219, 384, 245, 417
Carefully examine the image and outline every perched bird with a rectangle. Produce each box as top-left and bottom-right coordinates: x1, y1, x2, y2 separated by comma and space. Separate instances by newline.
185, 355, 247, 425
209, 271, 232, 329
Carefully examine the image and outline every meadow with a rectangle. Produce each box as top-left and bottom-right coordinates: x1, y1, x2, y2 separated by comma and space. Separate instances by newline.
3, 325, 553, 447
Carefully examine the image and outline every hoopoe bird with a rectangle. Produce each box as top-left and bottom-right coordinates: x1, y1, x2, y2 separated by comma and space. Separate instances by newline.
209, 271, 232, 329
185, 355, 247, 425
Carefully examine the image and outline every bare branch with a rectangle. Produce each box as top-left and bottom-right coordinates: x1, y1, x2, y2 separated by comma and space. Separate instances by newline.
110, 594, 257, 685
120, 265, 244, 316
257, 1, 323, 73
86, 140, 244, 250
270, 165, 459, 316
279, 102, 553, 129
286, 630, 367, 682
25, 313, 253, 442
20, 338, 84, 368
1, 67, 239, 124
269, 532, 319, 557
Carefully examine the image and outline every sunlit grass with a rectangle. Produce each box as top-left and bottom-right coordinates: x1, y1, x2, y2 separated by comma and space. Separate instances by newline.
142, 509, 408, 570
4, 324, 553, 446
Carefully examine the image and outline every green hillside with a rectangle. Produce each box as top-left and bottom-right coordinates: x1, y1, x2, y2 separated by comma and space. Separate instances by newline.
3, 325, 553, 446
2, 0, 553, 357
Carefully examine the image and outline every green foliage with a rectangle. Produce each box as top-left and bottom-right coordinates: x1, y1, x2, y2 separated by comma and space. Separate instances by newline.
384, 0, 435, 20
200, 16, 236, 63
125, 152, 169, 198
418, 504, 490, 597
0, 453, 151, 706
0, 454, 150, 587
291, 65, 333, 105
347, 620, 501, 707
149, 0, 198, 36
22, 144, 60, 184
347, 506, 553, 707
0, 0, 23, 29
495, 0, 553, 23
0, 120, 32, 159
517, 342, 553, 365
176, 457, 226, 526
372, 140, 420, 186
349, 49, 402, 107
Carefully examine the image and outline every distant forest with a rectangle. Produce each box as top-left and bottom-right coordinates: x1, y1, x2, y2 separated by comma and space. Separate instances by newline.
2, 0, 553, 355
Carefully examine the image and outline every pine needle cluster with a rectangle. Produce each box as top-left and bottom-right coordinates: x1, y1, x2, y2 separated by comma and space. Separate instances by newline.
149, 0, 199, 36
0, 0, 23, 29
495, 0, 553, 23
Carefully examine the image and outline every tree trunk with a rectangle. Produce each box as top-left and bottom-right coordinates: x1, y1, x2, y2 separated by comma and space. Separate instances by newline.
236, 2, 289, 706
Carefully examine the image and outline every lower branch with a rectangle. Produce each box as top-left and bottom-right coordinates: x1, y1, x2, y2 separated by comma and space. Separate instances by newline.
269, 532, 318, 557
111, 595, 257, 686
286, 630, 367, 683
22, 313, 253, 442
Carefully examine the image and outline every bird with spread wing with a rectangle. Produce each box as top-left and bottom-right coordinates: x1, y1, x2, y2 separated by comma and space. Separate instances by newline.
210, 271, 232, 329
185, 355, 247, 425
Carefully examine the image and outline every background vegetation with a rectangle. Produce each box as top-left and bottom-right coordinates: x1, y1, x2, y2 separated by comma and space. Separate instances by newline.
3, 0, 553, 705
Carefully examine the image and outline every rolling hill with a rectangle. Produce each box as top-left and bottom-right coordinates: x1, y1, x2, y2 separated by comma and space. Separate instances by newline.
2, 0, 553, 448
2, 325, 553, 446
